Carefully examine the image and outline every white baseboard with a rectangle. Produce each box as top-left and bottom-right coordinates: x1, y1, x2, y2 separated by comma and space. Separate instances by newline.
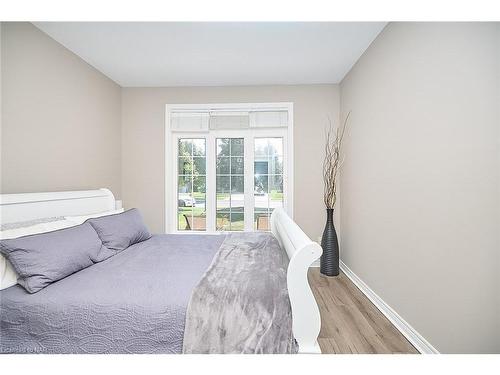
338, 260, 439, 354
310, 259, 438, 353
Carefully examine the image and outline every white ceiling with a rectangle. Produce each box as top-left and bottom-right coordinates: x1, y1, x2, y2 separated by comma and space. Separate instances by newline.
34, 22, 386, 87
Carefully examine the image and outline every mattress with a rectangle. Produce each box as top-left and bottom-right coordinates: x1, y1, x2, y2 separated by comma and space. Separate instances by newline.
0, 233, 224, 354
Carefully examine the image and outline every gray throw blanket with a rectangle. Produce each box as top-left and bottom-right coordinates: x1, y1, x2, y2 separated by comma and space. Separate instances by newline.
182, 232, 298, 354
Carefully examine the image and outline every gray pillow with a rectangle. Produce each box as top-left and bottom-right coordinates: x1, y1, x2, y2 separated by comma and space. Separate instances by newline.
88, 208, 151, 251
0, 222, 114, 293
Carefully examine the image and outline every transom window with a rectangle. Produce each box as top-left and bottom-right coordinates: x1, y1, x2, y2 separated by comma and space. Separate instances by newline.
166, 103, 293, 233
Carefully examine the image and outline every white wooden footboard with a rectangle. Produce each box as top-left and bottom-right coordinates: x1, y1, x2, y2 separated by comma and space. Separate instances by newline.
270, 208, 322, 354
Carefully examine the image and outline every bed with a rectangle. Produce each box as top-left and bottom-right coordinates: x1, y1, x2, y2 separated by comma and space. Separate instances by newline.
0, 189, 322, 354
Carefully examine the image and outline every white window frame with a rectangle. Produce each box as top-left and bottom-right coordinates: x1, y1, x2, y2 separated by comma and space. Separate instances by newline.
165, 102, 294, 234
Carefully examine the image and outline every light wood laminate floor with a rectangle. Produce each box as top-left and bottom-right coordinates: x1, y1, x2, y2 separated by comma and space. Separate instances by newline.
308, 268, 419, 354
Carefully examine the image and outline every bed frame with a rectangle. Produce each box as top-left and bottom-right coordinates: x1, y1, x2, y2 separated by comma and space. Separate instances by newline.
0, 188, 116, 223
271, 208, 323, 353
0, 188, 322, 354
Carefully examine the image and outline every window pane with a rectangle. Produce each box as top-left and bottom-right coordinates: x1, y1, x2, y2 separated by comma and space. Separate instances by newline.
255, 137, 283, 157
178, 176, 192, 194
216, 157, 230, 175
254, 173, 268, 231
230, 204, 244, 231
217, 138, 230, 157
230, 138, 244, 156
193, 157, 206, 175
231, 157, 244, 175
254, 174, 268, 194
216, 210, 230, 231
178, 208, 192, 231
268, 138, 283, 156
216, 192, 229, 209
178, 156, 192, 175
231, 176, 244, 194
254, 193, 269, 231
192, 139, 206, 156
192, 193, 206, 231
254, 212, 269, 231
189, 177, 206, 230
178, 139, 193, 156
254, 138, 268, 156
230, 212, 244, 231
216, 176, 230, 193
268, 156, 283, 175
230, 196, 244, 212
193, 176, 206, 196
270, 175, 284, 208
254, 159, 268, 175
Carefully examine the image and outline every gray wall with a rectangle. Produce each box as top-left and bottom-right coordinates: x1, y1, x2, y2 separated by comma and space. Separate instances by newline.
1, 22, 122, 197
121, 85, 340, 236
340, 22, 500, 353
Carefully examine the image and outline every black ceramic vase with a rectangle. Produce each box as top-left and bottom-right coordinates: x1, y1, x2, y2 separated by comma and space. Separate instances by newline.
320, 208, 339, 277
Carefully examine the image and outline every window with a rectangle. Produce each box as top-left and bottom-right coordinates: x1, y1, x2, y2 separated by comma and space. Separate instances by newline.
166, 103, 293, 233
254, 138, 284, 231
216, 138, 244, 231
177, 138, 206, 231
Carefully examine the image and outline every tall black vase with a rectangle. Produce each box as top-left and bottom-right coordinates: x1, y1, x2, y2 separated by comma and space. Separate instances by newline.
320, 209, 339, 277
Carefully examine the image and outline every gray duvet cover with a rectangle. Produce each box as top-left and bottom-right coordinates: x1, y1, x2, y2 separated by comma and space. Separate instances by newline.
0, 234, 224, 354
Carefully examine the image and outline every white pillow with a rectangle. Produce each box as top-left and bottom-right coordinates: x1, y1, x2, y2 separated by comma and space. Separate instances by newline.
0, 219, 77, 290
64, 209, 124, 225
0, 256, 18, 290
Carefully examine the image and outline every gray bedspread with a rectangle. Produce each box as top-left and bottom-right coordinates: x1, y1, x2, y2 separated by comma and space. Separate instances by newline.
0, 234, 224, 354
183, 232, 298, 354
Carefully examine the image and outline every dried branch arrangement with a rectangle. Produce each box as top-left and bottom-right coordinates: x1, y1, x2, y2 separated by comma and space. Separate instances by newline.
323, 112, 350, 209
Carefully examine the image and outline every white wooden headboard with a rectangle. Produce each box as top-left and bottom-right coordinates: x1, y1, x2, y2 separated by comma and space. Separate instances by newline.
0, 188, 116, 224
